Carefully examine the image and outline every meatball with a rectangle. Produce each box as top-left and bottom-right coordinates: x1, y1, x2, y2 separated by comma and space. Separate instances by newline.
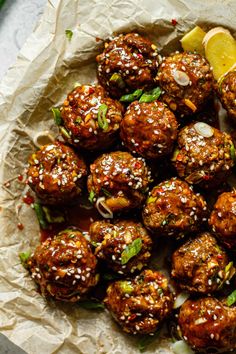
59, 84, 124, 151
172, 122, 235, 188
27, 141, 87, 204
89, 220, 152, 274
27, 229, 99, 302
120, 100, 178, 159
87, 151, 151, 214
209, 190, 236, 250
178, 297, 236, 351
96, 33, 159, 98
218, 69, 236, 121
142, 177, 207, 238
104, 269, 173, 334
156, 52, 214, 116
171, 232, 235, 294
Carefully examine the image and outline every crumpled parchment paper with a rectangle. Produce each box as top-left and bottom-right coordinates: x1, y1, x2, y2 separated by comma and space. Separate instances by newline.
0, 0, 236, 353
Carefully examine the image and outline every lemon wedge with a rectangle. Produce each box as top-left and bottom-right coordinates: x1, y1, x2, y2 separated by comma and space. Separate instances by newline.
180, 26, 206, 55
203, 27, 236, 81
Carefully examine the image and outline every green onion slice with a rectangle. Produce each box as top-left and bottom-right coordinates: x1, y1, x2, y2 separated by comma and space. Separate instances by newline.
65, 29, 73, 41
51, 107, 62, 125
109, 73, 125, 88
138, 331, 160, 352
227, 289, 236, 306
33, 203, 48, 230
88, 190, 95, 204
121, 238, 142, 265
79, 300, 104, 310
97, 104, 109, 131
139, 87, 162, 103
230, 144, 236, 162
120, 89, 143, 103
19, 251, 31, 269
42, 206, 65, 224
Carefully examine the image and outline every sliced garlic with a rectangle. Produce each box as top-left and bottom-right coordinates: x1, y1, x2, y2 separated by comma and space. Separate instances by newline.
194, 122, 214, 138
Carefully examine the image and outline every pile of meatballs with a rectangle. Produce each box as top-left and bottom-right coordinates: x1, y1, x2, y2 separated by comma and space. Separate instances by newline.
25, 33, 236, 352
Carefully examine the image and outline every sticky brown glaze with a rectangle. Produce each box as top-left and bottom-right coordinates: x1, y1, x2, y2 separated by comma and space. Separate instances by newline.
89, 220, 152, 275
171, 232, 235, 294
156, 52, 214, 116
120, 100, 178, 159
87, 151, 152, 213
178, 297, 236, 352
142, 177, 207, 238
60, 84, 124, 151
27, 229, 99, 302
27, 141, 87, 204
96, 33, 159, 98
209, 190, 236, 250
172, 122, 235, 188
104, 269, 173, 334
218, 69, 236, 121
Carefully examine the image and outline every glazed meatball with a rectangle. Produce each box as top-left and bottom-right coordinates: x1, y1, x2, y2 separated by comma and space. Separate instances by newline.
96, 33, 159, 98
120, 100, 178, 159
218, 69, 236, 121
171, 232, 235, 294
87, 151, 151, 214
142, 177, 207, 238
156, 52, 214, 116
89, 220, 152, 274
27, 141, 87, 204
59, 84, 124, 151
172, 122, 235, 188
209, 190, 236, 249
178, 297, 236, 351
104, 269, 173, 334
27, 229, 99, 302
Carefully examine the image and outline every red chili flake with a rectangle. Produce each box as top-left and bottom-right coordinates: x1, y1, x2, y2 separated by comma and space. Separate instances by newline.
176, 154, 183, 161
17, 223, 24, 231
137, 53, 143, 59
23, 194, 35, 205
128, 314, 137, 321
217, 254, 223, 260
134, 162, 142, 169
171, 19, 178, 26
88, 87, 95, 94
203, 175, 210, 181
18, 174, 24, 182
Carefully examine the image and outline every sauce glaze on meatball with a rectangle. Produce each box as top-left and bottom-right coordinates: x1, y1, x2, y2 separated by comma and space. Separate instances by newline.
218, 69, 236, 121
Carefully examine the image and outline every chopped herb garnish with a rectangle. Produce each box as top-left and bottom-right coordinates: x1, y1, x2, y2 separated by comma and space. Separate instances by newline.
65, 29, 73, 41
139, 87, 162, 103
147, 196, 157, 204
97, 104, 109, 131
138, 331, 160, 352
121, 238, 142, 265
88, 190, 95, 204
227, 289, 236, 306
109, 73, 125, 88
42, 206, 65, 224
60, 127, 70, 139
90, 240, 99, 247
19, 251, 31, 269
75, 116, 82, 124
79, 300, 104, 310
230, 144, 236, 162
51, 107, 62, 125
120, 89, 143, 103
101, 187, 112, 197
119, 281, 134, 294
33, 203, 48, 230
225, 261, 233, 274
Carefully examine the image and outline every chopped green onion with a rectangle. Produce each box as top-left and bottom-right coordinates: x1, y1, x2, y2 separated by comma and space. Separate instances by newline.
109, 73, 125, 88
97, 104, 109, 131
60, 127, 71, 139
79, 300, 104, 310
75, 117, 82, 124
139, 87, 162, 103
33, 203, 48, 230
171, 148, 180, 162
51, 107, 62, 125
65, 29, 73, 41
120, 89, 143, 103
42, 206, 65, 224
19, 251, 31, 269
101, 187, 112, 197
225, 261, 233, 274
138, 331, 160, 352
119, 281, 134, 294
121, 238, 142, 265
227, 289, 236, 306
147, 196, 157, 204
230, 144, 236, 162
88, 190, 95, 204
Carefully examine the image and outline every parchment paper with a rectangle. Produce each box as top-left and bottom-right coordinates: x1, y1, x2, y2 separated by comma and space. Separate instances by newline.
0, 0, 236, 353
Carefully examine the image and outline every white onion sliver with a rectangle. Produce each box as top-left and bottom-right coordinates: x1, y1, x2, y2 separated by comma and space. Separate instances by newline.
173, 70, 190, 86
172, 340, 194, 354
96, 197, 113, 219
173, 292, 190, 309
194, 317, 208, 325
194, 122, 214, 138
33, 131, 55, 148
